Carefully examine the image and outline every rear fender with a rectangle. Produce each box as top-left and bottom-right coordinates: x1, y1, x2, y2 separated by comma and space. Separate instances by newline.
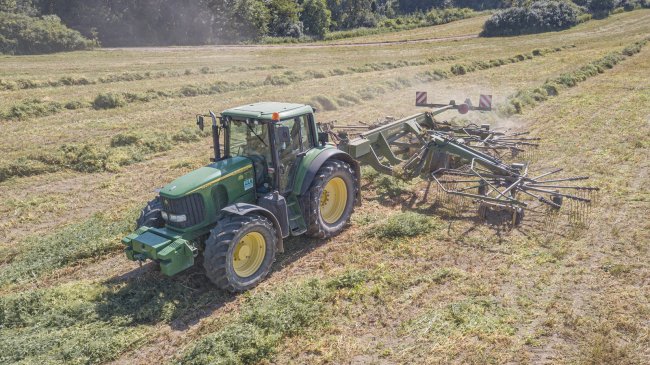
296, 148, 361, 206
221, 203, 285, 252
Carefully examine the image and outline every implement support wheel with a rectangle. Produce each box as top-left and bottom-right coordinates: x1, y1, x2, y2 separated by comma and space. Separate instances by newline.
203, 214, 277, 292
306, 160, 357, 239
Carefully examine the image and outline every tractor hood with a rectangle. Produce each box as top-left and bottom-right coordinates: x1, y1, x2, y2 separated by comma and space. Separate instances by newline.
160, 156, 253, 198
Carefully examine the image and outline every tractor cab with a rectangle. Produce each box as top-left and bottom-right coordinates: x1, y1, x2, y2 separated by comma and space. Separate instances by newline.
198, 102, 322, 196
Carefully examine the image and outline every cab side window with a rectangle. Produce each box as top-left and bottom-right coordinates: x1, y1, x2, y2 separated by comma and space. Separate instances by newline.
301, 114, 315, 149
275, 114, 314, 192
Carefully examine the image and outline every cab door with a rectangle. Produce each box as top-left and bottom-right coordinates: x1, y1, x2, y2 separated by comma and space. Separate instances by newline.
275, 114, 315, 194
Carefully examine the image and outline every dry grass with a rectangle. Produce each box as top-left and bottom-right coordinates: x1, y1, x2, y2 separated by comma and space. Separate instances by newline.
0, 9, 649, 365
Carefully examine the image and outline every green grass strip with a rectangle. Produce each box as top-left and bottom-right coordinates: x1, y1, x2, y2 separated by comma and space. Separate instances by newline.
0, 209, 138, 286
179, 271, 368, 365
499, 37, 650, 115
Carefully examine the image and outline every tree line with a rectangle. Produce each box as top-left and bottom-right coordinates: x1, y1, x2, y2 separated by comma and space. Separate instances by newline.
0, 0, 513, 48
1, 0, 647, 54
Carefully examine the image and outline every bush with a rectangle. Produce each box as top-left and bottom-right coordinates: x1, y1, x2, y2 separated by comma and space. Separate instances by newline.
93, 93, 126, 109
481, 1, 580, 37
589, 0, 618, 15
425, 8, 474, 26
0, 12, 93, 55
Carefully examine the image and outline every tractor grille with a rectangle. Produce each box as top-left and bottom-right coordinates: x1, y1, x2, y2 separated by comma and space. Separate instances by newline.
161, 193, 205, 228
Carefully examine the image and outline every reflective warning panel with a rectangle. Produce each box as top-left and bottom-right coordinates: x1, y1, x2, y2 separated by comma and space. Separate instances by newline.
416, 91, 427, 106
479, 94, 492, 110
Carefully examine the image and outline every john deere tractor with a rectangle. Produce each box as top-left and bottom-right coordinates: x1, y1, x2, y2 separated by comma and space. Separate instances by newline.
122, 102, 360, 292
124, 98, 598, 292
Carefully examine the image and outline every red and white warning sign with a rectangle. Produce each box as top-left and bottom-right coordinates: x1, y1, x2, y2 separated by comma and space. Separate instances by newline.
416, 91, 427, 106
479, 94, 492, 110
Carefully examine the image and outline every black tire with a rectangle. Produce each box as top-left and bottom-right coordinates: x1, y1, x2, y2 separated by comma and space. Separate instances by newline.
203, 214, 277, 292
136, 197, 164, 229
305, 160, 357, 239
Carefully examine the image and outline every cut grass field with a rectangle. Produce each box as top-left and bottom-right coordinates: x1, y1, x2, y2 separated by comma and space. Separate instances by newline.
1, 10, 649, 365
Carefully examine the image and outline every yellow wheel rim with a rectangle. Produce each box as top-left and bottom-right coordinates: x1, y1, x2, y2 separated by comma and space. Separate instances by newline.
233, 232, 266, 278
320, 177, 348, 224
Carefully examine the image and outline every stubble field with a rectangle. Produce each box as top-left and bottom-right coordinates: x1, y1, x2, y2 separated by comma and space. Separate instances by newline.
1, 10, 649, 365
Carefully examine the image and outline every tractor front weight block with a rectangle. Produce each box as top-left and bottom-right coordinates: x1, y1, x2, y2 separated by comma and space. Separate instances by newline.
122, 226, 197, 276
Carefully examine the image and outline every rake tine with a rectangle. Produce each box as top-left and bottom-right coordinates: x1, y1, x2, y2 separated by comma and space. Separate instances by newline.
535, 176, 591, 183
531, 168, 563, 180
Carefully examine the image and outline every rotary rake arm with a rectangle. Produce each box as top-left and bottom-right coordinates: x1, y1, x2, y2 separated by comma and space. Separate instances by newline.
334, 101, 598, 225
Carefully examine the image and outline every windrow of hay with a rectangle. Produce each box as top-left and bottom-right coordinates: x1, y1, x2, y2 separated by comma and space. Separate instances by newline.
0, 45, 577, 182
500, 37, 650, 115
309, 46, 571, 113
0, 210, 137, 286
418, 45, 573, 82
0, 127, 209, 182
0, 64, 285, 91
1, 47, 565, 120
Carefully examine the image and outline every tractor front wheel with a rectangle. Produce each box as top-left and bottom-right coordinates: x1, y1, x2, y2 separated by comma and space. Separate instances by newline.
203, 214, 277, 292
306, 160, 357, 239
136, 197, 164, 229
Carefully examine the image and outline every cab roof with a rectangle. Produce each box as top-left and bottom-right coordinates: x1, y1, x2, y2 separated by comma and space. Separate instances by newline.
220, 102, 313, 121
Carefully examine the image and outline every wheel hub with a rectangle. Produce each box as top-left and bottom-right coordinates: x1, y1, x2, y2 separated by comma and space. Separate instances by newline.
233, 232, 266, 278
320, 177, 348, 224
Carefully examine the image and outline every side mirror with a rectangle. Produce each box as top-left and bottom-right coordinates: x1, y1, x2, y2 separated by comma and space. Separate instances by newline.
276, 125, 291, 149
318, 132, 329, 146
197, 115, 205, 131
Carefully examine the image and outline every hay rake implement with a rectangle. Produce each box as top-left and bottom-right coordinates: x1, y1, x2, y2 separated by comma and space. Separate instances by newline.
330, 93, 598, 226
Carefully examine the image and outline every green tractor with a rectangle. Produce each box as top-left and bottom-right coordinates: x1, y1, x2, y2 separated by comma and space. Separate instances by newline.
122, 102, 360, 292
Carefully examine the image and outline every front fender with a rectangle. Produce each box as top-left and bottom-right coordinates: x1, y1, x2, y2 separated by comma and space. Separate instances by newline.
221, 203, 285, 252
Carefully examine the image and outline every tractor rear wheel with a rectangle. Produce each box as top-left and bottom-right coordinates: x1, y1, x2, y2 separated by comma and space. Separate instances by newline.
136, 197, 164, 229
305, 160, 357, 239
203, 214, 277, 292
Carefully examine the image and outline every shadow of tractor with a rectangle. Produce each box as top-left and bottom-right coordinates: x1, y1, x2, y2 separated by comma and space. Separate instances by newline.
95, 234, 326, 331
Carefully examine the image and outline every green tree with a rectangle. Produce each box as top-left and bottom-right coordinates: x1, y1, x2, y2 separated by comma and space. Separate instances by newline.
333, 0, 377, 29
301, 0, 331, 38
268, 0, 302, 37
589, 0, 618, 14
209, 0, 270, 42
1, 0, 39, 14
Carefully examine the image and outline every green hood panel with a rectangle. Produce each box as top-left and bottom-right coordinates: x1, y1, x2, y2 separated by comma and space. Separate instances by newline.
160, 156, 253, 198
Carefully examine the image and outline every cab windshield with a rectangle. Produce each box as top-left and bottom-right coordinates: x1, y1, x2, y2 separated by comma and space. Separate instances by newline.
229, 119, 270, 158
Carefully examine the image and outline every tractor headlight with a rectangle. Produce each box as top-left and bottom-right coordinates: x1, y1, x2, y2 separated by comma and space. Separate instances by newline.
169, 213, 187, 223
161, 211, 169, 221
